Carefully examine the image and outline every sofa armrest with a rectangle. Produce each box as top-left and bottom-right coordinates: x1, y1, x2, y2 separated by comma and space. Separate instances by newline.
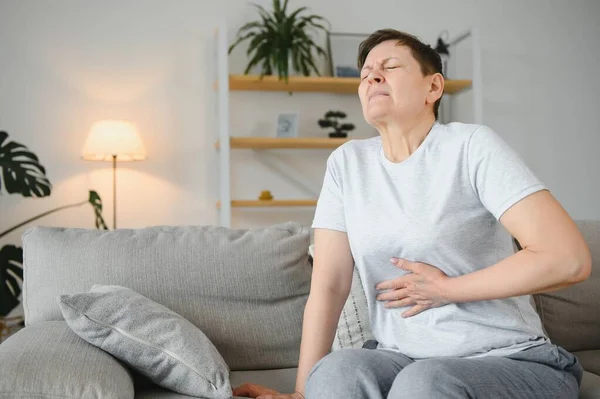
0, 321, 134, 399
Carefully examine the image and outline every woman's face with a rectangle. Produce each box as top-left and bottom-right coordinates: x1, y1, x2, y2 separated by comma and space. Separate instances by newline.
358, 40, 437, 126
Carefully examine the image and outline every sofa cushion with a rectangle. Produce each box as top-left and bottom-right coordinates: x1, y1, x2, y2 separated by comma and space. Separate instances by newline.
574, 350, 600, 377
22, 222, 311, 370
58, 284, 231, 399
533, 220, 600, 352
0, 321, 134, 399
581, 371, 600, 399
136, 368, 297, 399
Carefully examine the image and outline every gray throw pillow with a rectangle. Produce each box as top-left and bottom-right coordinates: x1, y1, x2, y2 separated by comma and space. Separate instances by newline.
57, 284, 231, 399
332, 267, 374, 350
0, 321, 134, 399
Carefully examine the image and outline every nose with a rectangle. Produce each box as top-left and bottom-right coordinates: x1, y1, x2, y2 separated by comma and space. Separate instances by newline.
367, 69, 384, 84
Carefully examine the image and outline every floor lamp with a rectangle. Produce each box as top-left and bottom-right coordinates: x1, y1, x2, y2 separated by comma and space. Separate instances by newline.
81, 120, 147, 229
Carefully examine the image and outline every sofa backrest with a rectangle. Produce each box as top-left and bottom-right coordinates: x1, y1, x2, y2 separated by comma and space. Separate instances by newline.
533, 220, 600, 352
22, 222, 312, 371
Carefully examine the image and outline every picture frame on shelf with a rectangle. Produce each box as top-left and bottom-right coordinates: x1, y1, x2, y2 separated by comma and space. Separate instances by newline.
326, 32, 370, 78
276, 113, 299, 138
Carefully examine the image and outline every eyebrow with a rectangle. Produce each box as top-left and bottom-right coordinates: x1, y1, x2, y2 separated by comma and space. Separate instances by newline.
361, 57, 401, 71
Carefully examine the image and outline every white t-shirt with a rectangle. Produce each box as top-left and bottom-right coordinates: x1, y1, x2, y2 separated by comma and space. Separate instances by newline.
312, 122, 548, 359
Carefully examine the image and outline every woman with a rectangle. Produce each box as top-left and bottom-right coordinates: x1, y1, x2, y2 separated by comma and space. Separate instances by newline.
234, 28, 591, 399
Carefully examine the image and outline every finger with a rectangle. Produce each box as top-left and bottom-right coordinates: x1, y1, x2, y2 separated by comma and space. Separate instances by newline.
401, 304, 429, 318
376, 288, 409, 301
232, 384, 259, 396
391, 258, 420, 273
376, 273, 419, 291
384, 297, 415, 308
232, 384, 252, 396
233, 383, 279, 396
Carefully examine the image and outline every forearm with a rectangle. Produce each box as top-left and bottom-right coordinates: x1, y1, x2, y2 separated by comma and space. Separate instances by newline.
294, 290, 346, 395
445, 249, 586, 303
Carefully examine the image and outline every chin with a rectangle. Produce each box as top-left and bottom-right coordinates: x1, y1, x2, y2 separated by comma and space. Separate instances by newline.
364, 108, 391, 125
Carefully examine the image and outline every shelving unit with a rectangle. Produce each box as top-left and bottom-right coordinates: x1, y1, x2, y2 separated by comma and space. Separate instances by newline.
215, 137, 349, 150
227, 74, 472, 95
215, 23, 482, 227
217, 199, 317, 209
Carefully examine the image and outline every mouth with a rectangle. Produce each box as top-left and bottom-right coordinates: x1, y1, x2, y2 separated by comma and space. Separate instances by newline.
368, 91, 390, 101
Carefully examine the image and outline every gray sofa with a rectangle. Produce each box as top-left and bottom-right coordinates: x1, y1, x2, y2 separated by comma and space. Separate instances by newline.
0, 220, 599, 398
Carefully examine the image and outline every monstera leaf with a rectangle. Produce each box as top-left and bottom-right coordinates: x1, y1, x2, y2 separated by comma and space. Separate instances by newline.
89, 190, 108, 230
0, 131, 52, 197
0, 245, 23, 317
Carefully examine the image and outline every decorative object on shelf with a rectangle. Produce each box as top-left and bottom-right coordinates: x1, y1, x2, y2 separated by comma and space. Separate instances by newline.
433, 30, 450, 77
258, 190, 274, 200
228, 0, 330, 81
326, 32, 370, 77
276, 113, 299, 138
0, 130, 107, 323
82, 120, 147, 229
318, 110, 355, 138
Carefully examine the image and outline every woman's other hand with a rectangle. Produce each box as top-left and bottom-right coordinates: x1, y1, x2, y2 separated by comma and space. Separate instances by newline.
376, 258, 451, 317
232, 383, 305, 399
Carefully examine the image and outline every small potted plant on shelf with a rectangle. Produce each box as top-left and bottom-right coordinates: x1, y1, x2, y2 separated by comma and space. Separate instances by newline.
318, 110, 355, 138
228, 0, 330, 81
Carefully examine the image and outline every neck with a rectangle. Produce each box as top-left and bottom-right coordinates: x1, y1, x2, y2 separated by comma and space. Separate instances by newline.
377, 114, 436, 163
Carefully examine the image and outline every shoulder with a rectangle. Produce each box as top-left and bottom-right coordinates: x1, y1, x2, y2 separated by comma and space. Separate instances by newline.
434, 122, 507, 150
437, 122, 489, 141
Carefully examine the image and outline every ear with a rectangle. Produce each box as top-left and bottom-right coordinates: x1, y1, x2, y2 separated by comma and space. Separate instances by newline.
426, 73, 444, 105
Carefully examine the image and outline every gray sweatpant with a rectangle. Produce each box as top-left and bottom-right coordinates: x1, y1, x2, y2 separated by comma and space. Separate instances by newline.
305, 342, 582, 398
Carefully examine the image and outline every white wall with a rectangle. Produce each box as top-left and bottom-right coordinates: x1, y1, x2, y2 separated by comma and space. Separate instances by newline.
1, 0, 599, 246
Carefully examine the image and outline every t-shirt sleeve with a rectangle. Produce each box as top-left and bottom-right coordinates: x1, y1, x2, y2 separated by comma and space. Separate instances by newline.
311, 151, 347, 232
467, 125, 547, 220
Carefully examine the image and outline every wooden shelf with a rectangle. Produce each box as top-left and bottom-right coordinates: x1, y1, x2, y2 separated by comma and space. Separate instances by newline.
217, 199, 317, 208
228, 74, 472, 95
215, 137, 349, 150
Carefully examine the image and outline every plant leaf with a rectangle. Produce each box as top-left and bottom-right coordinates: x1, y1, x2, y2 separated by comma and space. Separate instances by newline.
246, 31, 269, 56
88, 190, 108, 230
252, 4, 277, 28
295, 42, 321, 76
286, 6, 308, 26
0, 131, 52, 197
245, 41, 275, 75
229, 30, 260, 54
0, 245, 23, 317
273, 0, 283, 22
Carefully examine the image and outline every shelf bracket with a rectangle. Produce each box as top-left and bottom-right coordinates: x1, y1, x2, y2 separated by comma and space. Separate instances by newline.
253, 151, 321, 197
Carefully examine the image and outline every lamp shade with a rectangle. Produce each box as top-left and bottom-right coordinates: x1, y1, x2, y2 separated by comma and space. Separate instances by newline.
82, 120, 147, 161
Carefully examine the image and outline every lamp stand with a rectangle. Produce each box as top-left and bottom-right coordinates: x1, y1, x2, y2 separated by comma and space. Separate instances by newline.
112, 154, 117, 229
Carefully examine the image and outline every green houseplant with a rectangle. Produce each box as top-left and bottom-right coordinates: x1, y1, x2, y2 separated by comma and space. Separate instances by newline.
228, 0, 330, 80
0, 131, 107, 324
